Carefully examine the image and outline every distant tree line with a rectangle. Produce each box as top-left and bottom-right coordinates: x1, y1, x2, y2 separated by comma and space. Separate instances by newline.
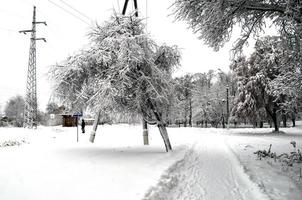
0, 96, 64, 127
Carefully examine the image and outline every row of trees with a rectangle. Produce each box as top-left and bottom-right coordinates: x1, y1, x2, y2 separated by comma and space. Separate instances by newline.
172, 0, 302, 132
46, 0, 302, 152
167, 70, 235, 128
0, 96, 63, 127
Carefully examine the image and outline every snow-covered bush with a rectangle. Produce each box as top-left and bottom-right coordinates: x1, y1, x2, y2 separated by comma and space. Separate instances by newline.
0, 139, 28, 147
254, 142, 302, 183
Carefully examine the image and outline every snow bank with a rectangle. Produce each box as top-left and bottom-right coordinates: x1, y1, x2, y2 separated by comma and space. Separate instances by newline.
1, 124, 302, 200
0, 125, 187, 200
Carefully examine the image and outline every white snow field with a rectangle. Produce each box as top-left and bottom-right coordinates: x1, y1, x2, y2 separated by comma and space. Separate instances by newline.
0, 123, 302, 200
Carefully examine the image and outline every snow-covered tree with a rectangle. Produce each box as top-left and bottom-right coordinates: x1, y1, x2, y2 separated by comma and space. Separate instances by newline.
4, 95, 25, 127
49, 14, 180, 152
173, 74, 194, 127
172, 0, 302, 55
190, 70, 235, 128
231, 36, 294, 131
46, 102, 63, 114
268, 39, 302, 127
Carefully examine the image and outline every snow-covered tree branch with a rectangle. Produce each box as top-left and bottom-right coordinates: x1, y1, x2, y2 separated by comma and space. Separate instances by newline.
49, 13, 181, 152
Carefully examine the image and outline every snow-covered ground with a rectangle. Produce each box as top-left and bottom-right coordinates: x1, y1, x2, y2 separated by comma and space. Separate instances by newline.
0, 123, 301, 200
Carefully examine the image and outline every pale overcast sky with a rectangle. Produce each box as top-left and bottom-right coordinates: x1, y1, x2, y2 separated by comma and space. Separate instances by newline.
0, 0, 256, 111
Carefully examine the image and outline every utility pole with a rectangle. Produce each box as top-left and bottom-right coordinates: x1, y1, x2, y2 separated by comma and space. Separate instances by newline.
122, 0, 149, 145
20, 6, 46, 129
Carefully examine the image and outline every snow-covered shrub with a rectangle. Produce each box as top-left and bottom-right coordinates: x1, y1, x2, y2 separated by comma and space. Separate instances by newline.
254, 142, 302, 183
0, 139, 28, 147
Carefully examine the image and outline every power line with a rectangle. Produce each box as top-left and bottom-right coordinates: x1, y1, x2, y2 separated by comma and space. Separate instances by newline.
47, 0, 91, 25
117, 0, 121, 13
58, 0, 93, 22
145, 0, 148, 32
0, 8, 28, 20
0, 27, 18, 33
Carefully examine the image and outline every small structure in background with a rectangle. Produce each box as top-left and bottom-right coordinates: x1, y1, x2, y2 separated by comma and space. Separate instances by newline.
61, 114, 77, 127
83, 118, 94, 125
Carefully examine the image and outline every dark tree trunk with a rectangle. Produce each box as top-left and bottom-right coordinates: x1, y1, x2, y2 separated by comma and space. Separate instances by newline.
282, 114, 287, 127
147, 99, 172, 152
184, 105, 187, 127
158, 123, 172, 152
260, 121, 263, 128
189, 99, 192, 127
142, 119, 149, 145
272, 112, 279, 132
265, 105, 279, 132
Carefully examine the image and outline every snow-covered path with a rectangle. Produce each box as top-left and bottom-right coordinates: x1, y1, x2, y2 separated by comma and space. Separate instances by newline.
144, 133, 269, 200
1, 125, 302, 200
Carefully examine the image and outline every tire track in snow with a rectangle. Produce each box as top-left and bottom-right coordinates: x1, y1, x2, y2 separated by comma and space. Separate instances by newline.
143, 134, 270, 200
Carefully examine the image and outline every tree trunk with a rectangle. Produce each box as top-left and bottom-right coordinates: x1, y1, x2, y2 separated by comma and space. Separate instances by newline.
142, 118, 149, 145
260, 121, 263, 128
158, 123, 172, 152
189, 99, 192, 127
282, 114, 287, 127
184, 106, 187, 127
89, 110, 101, 143
272, 112, 279, 132
291, 111, 296, 127
269, 121, 272, 128
292, 113, 296, 127
147, 98, 172, 152
265, 105, 279, 132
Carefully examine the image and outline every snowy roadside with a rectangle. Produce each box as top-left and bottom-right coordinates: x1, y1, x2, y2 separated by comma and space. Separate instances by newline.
142, 126, 302, 200
225, 128, 302, 200
143, 131, 270, 200
0, 125, 188, 200
1, 124, 302, 200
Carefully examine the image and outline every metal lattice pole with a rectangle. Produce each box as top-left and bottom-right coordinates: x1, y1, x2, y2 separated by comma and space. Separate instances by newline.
20, 6, 46, 129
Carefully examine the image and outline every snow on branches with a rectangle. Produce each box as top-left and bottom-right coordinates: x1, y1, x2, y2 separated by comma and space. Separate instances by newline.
50, 14, 180, 114
49, 13, 181, 151
231, 36, 302, 131
172, 0, 302, 55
